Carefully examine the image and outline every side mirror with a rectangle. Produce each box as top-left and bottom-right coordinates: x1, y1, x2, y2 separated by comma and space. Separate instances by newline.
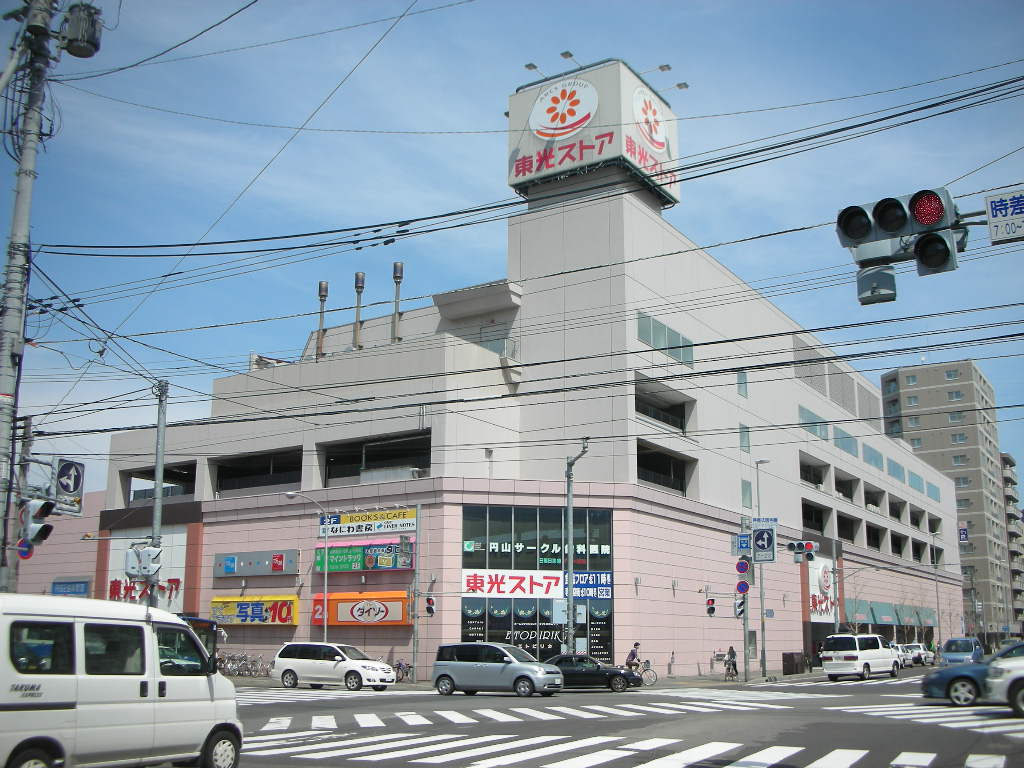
502, 656, 513, 664
334, 655, 344, 662
207, 656, 218, 675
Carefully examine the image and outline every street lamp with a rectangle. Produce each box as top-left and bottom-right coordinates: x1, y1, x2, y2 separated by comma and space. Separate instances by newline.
640, 64, 672, 75
564, 438, 589, 653
755, 459, 770, 678
284, 491, 330, 642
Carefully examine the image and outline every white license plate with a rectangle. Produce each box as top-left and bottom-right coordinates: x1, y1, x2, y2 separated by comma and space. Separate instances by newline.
553, 677, 562, 684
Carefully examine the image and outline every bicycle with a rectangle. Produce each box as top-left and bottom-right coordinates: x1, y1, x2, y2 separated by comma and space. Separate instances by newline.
640, 659, 657, 686
395, 659, 412, 682
724, 659, 738, 682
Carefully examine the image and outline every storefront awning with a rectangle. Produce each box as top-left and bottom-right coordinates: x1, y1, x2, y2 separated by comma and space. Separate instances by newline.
869, 601, 898, 625
844, 598, 872, 623
916, 606, 938, 627
895, 604, 920, 626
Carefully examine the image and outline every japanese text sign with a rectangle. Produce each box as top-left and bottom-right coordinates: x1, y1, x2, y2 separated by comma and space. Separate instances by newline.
319, 507, 416, 537
462, 568, 564, 598
210, 595, 298, 625
311, 591, 410, 627
985, 189, 1024, 245
566, 570, 613, 599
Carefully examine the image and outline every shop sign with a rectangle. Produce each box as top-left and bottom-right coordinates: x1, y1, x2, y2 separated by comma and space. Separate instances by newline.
808, 556, 837, 623
109, 577, 181, 604
461, 568, 564, 597
211, 595, 298, 625
568, 571, 613, 599
314, 541, 415, 572
320, 507, 416, 536
311, 591, 410, 626
213, 549, 298, 577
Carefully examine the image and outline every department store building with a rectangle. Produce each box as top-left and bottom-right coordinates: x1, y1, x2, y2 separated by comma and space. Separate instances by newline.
73, 60, 960, 675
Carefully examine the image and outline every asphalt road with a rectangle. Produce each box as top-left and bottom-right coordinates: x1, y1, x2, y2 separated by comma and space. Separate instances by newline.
231, 668, 1024, 768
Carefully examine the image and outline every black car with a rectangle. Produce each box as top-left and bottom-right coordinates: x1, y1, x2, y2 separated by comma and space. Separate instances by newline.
543, 654, 642, 692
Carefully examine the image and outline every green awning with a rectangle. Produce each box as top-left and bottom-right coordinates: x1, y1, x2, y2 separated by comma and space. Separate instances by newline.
869, 601, 898, 625
845, 598, 872, 623
916, 607, 937, 627
895, 604, 920, 625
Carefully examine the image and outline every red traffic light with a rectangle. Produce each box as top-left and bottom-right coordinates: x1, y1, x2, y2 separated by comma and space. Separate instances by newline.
910, 190, 945, 227
706, 598, 715, 607
803, 542, 815, 552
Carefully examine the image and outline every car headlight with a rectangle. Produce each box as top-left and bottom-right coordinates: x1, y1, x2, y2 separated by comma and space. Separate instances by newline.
988, 666, 1007, 679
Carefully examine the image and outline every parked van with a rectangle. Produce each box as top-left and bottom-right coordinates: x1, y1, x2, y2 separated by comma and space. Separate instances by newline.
1, 594, 242, 768
270, 642, 395, 690
820, 633, 901, 681
432, 641, 563, 697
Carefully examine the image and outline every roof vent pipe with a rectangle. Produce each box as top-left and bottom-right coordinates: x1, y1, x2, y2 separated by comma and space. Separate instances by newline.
391, 262, 404, 344
353, 272, 365, 350
315, 280, 329, 362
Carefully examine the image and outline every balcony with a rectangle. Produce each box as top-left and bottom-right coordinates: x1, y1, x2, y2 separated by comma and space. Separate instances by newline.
1010, 539, 1024, 557
1005, 466, 1018, 486
1006, 484, 1019, 504
635, 399, 685, 431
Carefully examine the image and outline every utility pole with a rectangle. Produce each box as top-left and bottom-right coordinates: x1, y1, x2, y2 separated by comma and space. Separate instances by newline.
563, 438, 588, 654
740, 516, 750, 682
148, 380, 168, 608
755, 459, 770, 678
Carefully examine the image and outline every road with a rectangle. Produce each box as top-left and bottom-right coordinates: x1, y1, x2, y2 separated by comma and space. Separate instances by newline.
232, 669, 1024, 767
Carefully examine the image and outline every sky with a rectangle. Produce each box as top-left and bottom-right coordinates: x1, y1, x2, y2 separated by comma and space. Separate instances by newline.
5, 0, 1024, 495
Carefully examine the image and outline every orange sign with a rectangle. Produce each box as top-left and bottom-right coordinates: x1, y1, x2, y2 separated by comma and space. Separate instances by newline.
311, 590, 410, 627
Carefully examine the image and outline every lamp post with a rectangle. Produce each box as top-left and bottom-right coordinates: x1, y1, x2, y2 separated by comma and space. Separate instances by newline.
285, 491, 330, 642
563, 438, 589, 654
755, 459, 770, 678
931, 531, 943, 650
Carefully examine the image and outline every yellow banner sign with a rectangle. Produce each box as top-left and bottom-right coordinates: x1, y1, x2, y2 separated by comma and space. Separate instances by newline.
211, 595, 298, 625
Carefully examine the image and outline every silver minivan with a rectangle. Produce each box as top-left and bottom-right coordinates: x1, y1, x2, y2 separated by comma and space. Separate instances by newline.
432, 642, 563, 697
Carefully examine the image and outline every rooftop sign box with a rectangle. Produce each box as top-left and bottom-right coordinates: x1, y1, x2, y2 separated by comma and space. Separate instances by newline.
508, 59, 680, 206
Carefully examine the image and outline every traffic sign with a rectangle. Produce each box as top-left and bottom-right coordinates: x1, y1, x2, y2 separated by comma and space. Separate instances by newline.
56, 459, 84, 495
736, 581, 750, 594
737, 533, 751, 551
16, 539, 33, 560
959, 527, 969, 543
735, 559, 750, 574
986, 188, 1024, 245
752, 527, 776, 563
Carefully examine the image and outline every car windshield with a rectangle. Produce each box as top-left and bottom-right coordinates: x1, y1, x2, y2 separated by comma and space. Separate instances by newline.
504, 646, 538, 663
336, 645, 371, 660
943, 639, 975, 653
906, 644, 922, 651
823, 636, 856, 651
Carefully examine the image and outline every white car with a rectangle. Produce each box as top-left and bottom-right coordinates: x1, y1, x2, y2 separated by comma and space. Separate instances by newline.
821, 633, 901, 681
895, 645, 915, 668
985, 656, 1024, 717
271, 642, 395, 690
903, 643, 935, 665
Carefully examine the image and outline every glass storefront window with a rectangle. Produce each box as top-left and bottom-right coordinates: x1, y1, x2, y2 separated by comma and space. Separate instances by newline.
486, 598, 511, 643
588, 508, 611, 571
513, 507, 538, 571
488, 507, 513, 570
538, 507, 563, 569
462, 506, 487, 569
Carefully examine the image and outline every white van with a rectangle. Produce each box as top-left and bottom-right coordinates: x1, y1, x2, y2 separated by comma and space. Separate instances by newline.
820, 633, 901, 681
1, 594, 242, 768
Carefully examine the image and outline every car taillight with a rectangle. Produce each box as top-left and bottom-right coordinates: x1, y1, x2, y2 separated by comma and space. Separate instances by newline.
821, 655, 832, 661
843, 655, 859, 661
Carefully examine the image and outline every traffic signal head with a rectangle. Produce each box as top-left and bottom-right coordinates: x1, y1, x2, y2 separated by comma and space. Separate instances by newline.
22, 499, 55, 544
734, 595, 746, 618
425, 596, 436, 617
787, 540, 816, 562
706, 598, 716, 617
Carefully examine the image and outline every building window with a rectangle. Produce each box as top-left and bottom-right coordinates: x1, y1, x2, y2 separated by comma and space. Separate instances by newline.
741, 479, 752, 509
926, 482, 941, 502
885, 399, 899, 416
910, 438, 922, 449
887, 458, 905, 483
908, 471, 924, 492
906, 395, 918, 406
637, 311, 693, 366
957, 499, 970, 509
737, 371, 748, 398
907, 416, 920, 427
863, 444, 884, 471
952, 455, 967, 466
798, 406, 829, 440
739, 424, 751, 453
906, 375, 917, 385
885, 380, 898, 394
949, 411, 964, 424
955, 476, 970, 488
945, 368, 960, 380
952, 433, 968, 444
833, 426, 858, 457
886, 420, 901, 436
948, 390, 963, 401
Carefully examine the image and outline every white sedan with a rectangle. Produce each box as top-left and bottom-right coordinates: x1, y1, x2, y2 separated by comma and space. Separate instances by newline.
895, 645, 915, 668
904, 643, 935, 665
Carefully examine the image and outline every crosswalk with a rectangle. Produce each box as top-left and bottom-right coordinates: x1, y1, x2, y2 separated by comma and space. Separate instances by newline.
749, 675, 918, 688
236, 687, 436, 705
824, 702, 1024, 739
241, 731, 1011, 766
651, 687, 847, 701
252, 699, 793, 732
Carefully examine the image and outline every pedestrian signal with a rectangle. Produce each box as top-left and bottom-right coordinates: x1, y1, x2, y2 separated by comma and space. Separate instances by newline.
706, 598, 716, 617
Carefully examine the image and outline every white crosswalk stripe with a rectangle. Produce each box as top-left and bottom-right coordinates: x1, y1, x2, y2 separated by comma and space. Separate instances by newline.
235, 687, 434, 705
824, 702, 1024, 739
239, 732, 1014, 767
749, 676, 917, 688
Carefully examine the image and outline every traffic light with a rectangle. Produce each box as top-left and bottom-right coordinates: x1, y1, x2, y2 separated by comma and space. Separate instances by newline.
836, 187, 961, 275
787, 540, 816, 563
22, 499, 55, 545
706, 598, 716, 617
734, 595, 746, 618
425, 596, 436, 618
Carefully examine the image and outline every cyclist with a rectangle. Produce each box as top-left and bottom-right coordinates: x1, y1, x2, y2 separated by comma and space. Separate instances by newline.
725, 646, 738, 679
625, 642, 641, 672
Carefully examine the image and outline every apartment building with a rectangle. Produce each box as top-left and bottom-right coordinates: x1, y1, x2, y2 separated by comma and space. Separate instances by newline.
881, 362, 1021, 640
27, 60, 960, 676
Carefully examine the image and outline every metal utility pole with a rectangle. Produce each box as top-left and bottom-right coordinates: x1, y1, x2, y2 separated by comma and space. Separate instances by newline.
931, 532, 942, 648
315, 281, 328, 361
148, 381, 168, 608
755, 459, 769, 678
563, 438, 588, 654
0, 0, 55, 593
740, 516, 751, 682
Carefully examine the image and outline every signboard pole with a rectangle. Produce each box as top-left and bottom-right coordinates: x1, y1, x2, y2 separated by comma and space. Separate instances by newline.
740, 516, 750, 683
322, 510, 329, 642
754, 460, 770, 680
411, 504, 420, 683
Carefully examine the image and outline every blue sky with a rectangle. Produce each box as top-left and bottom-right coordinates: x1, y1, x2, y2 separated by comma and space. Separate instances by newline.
8, 0, 1024, 493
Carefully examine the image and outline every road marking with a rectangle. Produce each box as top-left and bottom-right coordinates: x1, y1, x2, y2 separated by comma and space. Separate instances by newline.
311, 715, 336, 729
245, 730, 323, 743
616, 703, 686, 714
803, 749, 868, 768
246, 732, 414, 757
350, 734, 516, 761
964, 756, 1006, 768
631, 739, 683, 750
474, 708, 525, 722
632, 741, 742, 767
649, 702, 720, 713
721, 745, 802, 767
467, 737, 622, 768
890, 753, 936, 767
260, 716, 291, 731
509, 707, 564, 720
396, 712, 432, 725
434, 709, 477, 723
543, 748, 636, 768
544, 706, 606, 719
967, 722, 1024, 735
297, 734, 463, 760
581, 704, 645, 717
353, 713, 384, 728
412, 736, 570, 764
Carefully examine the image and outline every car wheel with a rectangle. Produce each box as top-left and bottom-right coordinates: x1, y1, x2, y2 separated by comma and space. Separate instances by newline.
1008, 681, 1024, 717
281, 669, 298, 688
947, 677, 980, 707
436, 675, 455, 695
345, 671, 363, 691
860, 664, 870, 681
8, 748, 54, 768
609, 675, 628, 692
309, 684, 324, 690
891, 663, 899, 678
372, 685, 387, 691
200, 729, 240, 768
514, 677, 535, 697
827, 675, 839, 682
